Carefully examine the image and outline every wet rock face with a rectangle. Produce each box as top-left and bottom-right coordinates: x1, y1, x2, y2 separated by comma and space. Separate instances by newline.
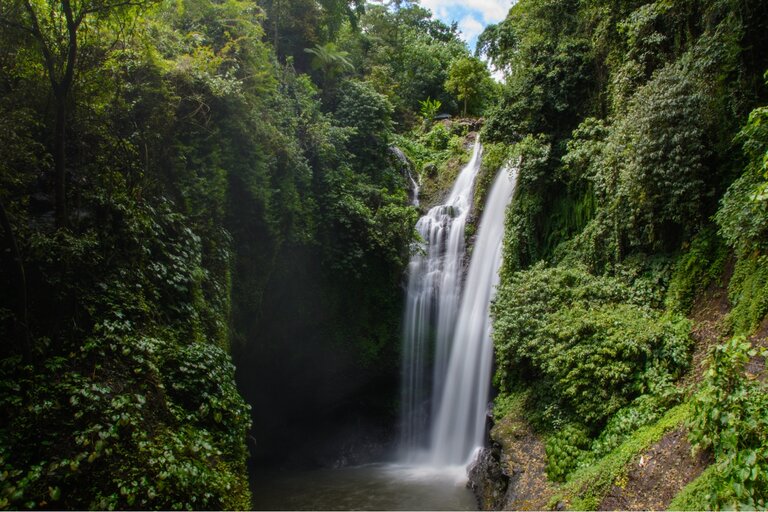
467, 444, 509, 510
468, 411, 556, 511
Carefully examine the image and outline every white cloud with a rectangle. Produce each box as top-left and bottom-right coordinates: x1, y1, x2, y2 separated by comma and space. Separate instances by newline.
465, 0, 512, 22
420, 0, 513, 24
457, 15, 485, 45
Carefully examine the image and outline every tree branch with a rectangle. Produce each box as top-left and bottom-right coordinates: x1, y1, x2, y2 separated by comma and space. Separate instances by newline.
21, 0, 59, 90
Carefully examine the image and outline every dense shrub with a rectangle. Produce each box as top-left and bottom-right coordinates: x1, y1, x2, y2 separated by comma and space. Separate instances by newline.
492, 264, 692, 430
689, 337, 768, 509
715, 105, 768, 253
545, 424, 591, 482
422, 123, 451, 151
590, 385, 681, 459
0, 335, 251, 510
715, 101, 768, 335
544, 389, 682, 483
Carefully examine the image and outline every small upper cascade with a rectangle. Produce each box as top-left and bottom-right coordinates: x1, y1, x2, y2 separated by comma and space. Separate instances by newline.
389, 145, 421, 207
428, 161, 519, 466
399, 138, 483, 458
409, 171, 421, 208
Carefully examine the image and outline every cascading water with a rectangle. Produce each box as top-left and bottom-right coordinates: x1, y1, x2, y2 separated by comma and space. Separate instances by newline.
399, 139, 483, 458
390, 145, 421, 207
399, 136, 519, 467
429, 162, 518, 466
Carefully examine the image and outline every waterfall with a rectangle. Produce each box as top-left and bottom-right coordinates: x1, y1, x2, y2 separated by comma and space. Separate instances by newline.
399, 139, 482, 458
398, 136, 519, 467
429, 162, 518, 465
389, 145, 421, 207
408, 171, 421, 208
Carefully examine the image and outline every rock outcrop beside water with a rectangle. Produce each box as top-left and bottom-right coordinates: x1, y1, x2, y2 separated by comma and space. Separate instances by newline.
467, 445, 508, 510
468, 412, 555, 510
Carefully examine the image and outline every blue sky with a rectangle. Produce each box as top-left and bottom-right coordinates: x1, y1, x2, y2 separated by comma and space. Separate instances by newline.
421, 0, 514, 52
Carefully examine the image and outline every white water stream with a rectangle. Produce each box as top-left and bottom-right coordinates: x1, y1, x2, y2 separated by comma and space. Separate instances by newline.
399, 138, 519, 468
429, 161, 518, 465
399, 140, 483, 457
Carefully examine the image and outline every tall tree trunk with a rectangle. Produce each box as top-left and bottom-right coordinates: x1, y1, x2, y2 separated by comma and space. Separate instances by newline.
21, 0, 73, 228
0, 198, 31, 361
54, 94, 68, 228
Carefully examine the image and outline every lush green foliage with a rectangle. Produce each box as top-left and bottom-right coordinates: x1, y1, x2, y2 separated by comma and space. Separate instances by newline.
0, 201, 252, 507
715, 103, 768, 254
714, 100, 768, 335
480, 0, 593, 143
606, 63, 709, 249
483, 0, 767, 273
542, 385, 682, 482
484, 0, 768, 505
334, 2, 476, 125
545, 424, 591, 482
725, 254, 768, 335
492, 264, 691, 431
498, 135, 552, 274
491, 390, 527, 423
418, 97, 442, 126
391, 123, 473, 209
333, 79, 394, 175
665, 228, 729, 314
689, 337, 768, 509
444, 57, 495, 116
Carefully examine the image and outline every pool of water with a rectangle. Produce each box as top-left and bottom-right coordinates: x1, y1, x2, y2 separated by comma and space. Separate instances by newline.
251, 462, 478, 510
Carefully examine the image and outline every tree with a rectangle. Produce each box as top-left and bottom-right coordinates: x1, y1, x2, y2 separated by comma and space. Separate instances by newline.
418, 96, 441, 128
0, 0, 151, 228
350, 2, 469, 124
444, 56, 489, 116
317, 0, 364, 41
475, 21, 517, 73
333, 79, 393, 175
304, 42, 355, 92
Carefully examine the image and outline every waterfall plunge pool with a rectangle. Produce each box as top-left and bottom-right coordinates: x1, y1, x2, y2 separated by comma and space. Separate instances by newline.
251, 462, 478, 510
250, 142, 517, 511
